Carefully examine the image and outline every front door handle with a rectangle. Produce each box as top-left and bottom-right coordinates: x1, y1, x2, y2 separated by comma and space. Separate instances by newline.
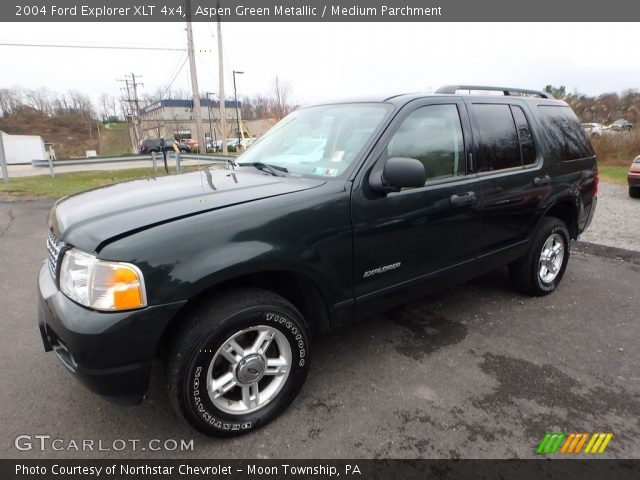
533, 175, 551, 186
450, 191, 476, 206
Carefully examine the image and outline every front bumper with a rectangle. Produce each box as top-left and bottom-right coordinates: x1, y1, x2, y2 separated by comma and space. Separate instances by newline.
628, 172, 640, 187
37, 262, 186, 404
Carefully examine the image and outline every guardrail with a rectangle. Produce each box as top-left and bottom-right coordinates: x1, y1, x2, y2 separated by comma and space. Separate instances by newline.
30, 152, 237, 178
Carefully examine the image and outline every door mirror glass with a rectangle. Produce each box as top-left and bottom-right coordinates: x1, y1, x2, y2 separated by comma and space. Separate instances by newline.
370, 157, 426, 194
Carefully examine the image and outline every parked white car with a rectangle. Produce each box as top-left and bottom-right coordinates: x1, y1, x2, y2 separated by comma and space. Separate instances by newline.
581, 122, 605, 137
609, 119, 633, 132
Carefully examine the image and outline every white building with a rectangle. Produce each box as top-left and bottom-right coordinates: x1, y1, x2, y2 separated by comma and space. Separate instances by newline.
140, 99, 241, 141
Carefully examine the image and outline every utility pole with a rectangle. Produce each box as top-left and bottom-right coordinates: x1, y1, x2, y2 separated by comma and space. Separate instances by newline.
124, 73, 143, 147
129, 73, 142, 119
217, 4, 228, 155
118, 93, 136, 152
118, 78, 138, 152
185, 0, 206, 154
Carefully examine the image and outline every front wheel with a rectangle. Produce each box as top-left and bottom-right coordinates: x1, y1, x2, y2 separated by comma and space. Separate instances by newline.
166, 288, 310, 437
510, 217, 570, 296
629, 186, 640, 199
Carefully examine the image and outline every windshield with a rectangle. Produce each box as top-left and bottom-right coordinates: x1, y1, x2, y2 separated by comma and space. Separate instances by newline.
238, 103, 391, 177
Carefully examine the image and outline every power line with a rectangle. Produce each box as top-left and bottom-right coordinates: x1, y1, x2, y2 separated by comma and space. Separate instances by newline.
160, 51, 187, 93
159, 54, 189, 100
0, 41, 185, 51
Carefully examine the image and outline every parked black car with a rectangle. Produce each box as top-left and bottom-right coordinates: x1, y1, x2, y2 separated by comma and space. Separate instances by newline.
138, 138, 190, 154
38, 86, 597, 437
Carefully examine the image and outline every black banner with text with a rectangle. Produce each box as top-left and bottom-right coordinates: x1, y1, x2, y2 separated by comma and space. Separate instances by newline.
3, 0, 640, 22
3, 459, 640, 480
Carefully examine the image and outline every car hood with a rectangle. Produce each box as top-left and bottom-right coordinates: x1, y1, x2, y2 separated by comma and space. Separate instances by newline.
50, 167, 324, 252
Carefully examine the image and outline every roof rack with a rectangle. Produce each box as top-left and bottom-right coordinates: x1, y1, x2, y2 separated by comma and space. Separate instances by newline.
435, 85, 553, 99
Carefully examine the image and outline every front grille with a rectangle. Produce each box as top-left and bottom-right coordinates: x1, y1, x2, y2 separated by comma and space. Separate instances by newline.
47, 232, 63, 280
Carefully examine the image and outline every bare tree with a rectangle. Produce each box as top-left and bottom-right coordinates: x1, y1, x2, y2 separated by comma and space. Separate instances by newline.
99, 93, 119, 121
52, 93, 70, 115
245, 95, 273, 120
99, 93, 110, 121
24, 88, 52, 115
270, 75, 294, 120
66, 90, 95, 118
0, 87, 24, 117
107, 96, 118, 120
239, 95, 253, 120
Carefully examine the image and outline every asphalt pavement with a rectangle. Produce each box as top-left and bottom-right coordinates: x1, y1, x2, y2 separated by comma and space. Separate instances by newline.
1, 200, 638, 459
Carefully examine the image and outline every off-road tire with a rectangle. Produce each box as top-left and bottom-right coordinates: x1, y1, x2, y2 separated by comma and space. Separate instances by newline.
510, 217, 570, 296
166, 288, 310, 437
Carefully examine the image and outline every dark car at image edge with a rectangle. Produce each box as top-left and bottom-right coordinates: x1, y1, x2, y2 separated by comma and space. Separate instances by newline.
37, 85, 598, 437
138, 138, 190, 154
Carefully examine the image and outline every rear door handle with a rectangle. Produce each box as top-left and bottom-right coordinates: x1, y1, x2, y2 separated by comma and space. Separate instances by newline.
533, 175, 551, 186
450, 191, 476, 206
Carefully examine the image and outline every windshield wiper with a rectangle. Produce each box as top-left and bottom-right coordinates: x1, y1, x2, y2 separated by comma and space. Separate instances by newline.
238, 162, 288, 177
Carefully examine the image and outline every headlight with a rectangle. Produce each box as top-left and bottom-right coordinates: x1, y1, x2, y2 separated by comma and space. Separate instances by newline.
59, 248, 147, 311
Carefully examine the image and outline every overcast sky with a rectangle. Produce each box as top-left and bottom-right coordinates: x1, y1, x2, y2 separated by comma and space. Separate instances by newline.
1, 22, 638, 107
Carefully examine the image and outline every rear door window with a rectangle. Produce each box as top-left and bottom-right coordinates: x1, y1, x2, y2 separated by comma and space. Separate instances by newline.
472, 103, 540, 171
472, 104, 521, 172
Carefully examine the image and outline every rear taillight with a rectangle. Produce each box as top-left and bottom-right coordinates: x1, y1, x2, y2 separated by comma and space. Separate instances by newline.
594, 167, 599, 196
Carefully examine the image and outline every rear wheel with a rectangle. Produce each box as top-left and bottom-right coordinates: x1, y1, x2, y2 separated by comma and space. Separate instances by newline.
510, 217, 570, 296
166, 288, 310, 437
629, 186, 640, 198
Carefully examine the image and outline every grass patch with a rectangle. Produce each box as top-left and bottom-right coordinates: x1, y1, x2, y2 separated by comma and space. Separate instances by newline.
0, 167, 185, 199
592, 132, 639, 167
598, 165, 628, 185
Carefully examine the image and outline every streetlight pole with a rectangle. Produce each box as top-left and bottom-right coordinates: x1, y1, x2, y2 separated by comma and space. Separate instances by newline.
233, 70, 244, 150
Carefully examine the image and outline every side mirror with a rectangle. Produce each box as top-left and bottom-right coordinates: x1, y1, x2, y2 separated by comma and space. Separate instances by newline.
369, 157, 426, 195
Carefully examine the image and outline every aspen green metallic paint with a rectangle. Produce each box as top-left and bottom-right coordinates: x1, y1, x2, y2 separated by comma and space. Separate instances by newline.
38, 92, 597, 405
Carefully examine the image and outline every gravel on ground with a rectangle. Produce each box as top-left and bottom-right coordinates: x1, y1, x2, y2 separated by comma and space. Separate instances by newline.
580, 181, 639, 252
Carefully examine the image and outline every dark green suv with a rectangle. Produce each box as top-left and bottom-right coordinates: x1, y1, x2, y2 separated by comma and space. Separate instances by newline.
38, 86, 598, 436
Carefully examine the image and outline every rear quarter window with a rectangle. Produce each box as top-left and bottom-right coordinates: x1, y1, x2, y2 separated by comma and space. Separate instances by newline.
537, 105, 594, 161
